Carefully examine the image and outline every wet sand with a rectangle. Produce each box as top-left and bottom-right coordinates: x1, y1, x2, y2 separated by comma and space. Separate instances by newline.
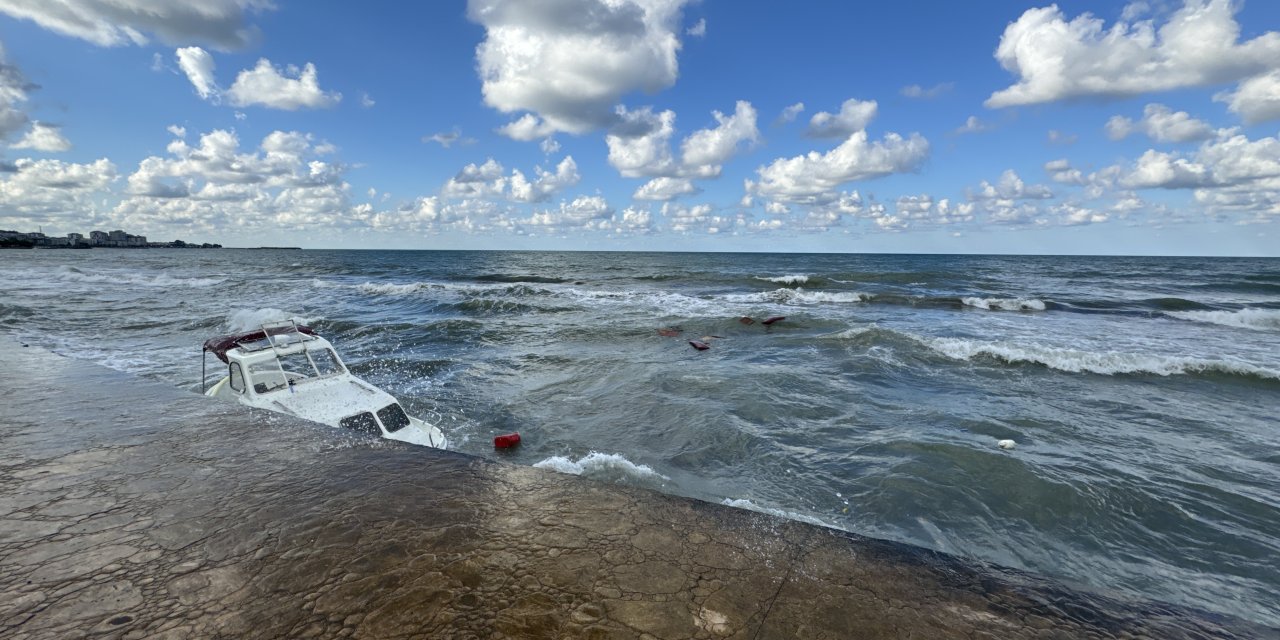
0, 340, 1268, 639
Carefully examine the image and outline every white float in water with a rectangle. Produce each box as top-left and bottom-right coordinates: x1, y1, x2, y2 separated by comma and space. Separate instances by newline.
997, 439, 1017, 450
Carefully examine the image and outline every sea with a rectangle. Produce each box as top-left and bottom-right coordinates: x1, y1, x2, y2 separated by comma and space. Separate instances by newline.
1, 248, 1278, 626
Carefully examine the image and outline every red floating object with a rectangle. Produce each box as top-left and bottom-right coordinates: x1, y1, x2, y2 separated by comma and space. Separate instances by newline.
689, 340, 710, 351
738, 316, 755, 325
762, 316, 786, 325
494, 432, 521, 448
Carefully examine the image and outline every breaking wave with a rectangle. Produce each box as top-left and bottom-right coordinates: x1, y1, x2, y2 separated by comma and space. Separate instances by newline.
961, 297, 1047, 311
227, 308, 320, 333
756, 274, 810, 285
1165, 308, 1280, 331
728, 288, 872, 305
355, 281, 439, 296
926, 337, 1280, 380
533, 451, 670, 482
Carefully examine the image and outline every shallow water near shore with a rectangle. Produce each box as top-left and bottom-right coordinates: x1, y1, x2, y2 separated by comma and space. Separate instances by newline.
2, 248, 1278, 626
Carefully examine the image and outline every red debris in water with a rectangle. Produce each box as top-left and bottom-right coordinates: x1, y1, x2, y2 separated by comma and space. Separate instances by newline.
494, 432, 521, 449
689, 340, 710, 351
762, 316, 786, 326
657, 328, 682, 337
738, 316, 755, 325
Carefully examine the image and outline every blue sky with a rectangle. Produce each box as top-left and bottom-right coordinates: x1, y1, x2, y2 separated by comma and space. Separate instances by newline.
1, 1, 1278, 255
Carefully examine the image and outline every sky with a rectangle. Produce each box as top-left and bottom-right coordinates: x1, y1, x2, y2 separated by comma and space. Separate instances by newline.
0, 0, 1278, 255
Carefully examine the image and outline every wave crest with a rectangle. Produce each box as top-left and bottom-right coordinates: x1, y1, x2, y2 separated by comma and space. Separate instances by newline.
355, 281, 436, 296
961, 297, 1046, 311
533, 451, 669, 482
1165, 308, 1280, 331
927, 337, 1280, 380
227, 308, 319, 333
756, 274, 810, 285
763, 288, 872, 304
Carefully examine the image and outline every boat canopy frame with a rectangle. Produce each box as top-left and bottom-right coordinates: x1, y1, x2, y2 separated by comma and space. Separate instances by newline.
201, 320, 318, 393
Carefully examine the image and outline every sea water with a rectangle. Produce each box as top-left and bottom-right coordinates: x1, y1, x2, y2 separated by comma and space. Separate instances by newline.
1, 248, 1277, 625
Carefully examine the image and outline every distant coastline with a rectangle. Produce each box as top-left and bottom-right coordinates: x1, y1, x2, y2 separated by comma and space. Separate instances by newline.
0, 228, 221, 249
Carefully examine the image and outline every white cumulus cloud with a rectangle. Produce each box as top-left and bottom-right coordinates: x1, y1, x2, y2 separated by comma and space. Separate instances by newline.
633, 176, 697, 201
1215, 70, 1280, 124
608, 101, 758, 180
113, 128, 356, 232
496, 114, 557, 141
807, 98, 877, 139
751, 130, 929, 204
442, 156, 580, 204
10, 121, 71, 152
0, 157, 115, 224
778, 102, 805, 123
176, 46, 218, 99
527, 195, 614, 230
468, 0, 692, 134
1105, 103, 1214, 142
679, 100, 759, 176
226, 59, 340, 110
970, 170, 1054, 200
987, 0, 1280, 108
0, 0, 272, 49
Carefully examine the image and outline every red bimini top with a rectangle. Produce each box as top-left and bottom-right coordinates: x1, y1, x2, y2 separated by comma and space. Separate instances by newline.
202, 326, 317, 364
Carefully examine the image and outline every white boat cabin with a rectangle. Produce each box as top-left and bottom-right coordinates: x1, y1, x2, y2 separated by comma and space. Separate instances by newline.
203, 320, 447, 449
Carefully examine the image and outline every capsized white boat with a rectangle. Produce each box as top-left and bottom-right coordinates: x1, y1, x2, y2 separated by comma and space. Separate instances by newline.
202, 320, 447, 449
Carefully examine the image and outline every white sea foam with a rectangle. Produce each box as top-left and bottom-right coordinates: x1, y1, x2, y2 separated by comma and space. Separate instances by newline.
355, 281, 437, 296
926, 337, 1280, 379
756, 274, 810, 285
961, 297, 1046, 311
227, 308, 319, 332
533, 451, 669, 481
1165, 308, 1280, 331
728, 288, 872, 305
720, 498, 836, 529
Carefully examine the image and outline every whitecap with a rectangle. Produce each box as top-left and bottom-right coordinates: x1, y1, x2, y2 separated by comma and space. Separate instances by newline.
355, 281, 435, 296
961, 297, 1046, 311
756, 274, 810, 285
1165, 308, 1280, 331
227, 308, 319, 333
734, 288, 872, 305
533, 451, 669, 481
926, 337, 1280, 379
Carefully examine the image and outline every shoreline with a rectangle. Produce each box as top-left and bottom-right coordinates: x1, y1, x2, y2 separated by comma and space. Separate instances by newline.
0, 339, 1270, 638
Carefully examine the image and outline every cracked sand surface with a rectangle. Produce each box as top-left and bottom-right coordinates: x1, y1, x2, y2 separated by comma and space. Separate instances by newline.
0, 341, 1270, 639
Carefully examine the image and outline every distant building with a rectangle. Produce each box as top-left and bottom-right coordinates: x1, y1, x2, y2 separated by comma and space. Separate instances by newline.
2, 227, 218, 249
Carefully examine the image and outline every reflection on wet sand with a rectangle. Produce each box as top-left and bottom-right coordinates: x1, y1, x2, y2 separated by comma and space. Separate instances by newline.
0, 341, 1268, 639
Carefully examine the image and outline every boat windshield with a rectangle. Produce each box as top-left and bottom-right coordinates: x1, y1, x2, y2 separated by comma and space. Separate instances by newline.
376, 403, 411, 433
309, 348, 344, 376
248, 347, 345, 393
